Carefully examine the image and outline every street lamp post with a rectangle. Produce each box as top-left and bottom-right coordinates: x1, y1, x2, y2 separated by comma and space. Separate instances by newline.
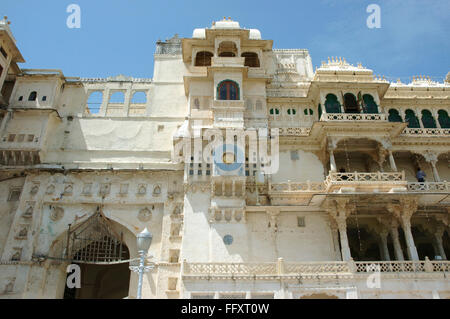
129, 227, 154, 299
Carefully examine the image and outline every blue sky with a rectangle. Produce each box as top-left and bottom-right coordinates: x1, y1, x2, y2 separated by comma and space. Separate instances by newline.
2, 0, 449, 82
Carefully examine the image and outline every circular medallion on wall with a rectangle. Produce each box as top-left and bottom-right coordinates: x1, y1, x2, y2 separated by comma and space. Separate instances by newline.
223, 234, 233, 245
50, 206, 64, 222
138, 207, 152, 222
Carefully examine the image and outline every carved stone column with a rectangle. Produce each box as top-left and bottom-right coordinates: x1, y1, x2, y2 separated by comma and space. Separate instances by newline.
327, 139, 337, 173
434, 226, 447, 260
389, 222, 404, 261
330, 219, 342, 261
379, 229, 391, 261
328, 199, 353, 261
424, 152, 440, 182
388, 201, 419, 261
388, 150, 398, 172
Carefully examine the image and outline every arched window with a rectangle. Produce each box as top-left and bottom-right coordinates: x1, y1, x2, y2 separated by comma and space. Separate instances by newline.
343, 93, 359, 113
362, 94, 378, 113
269, 108, 280, 115
287, 108, 296, 115
87, 91, 103, 114
304, 108, 313, 115
28, 91, 37, 101
109, 91, 125, 104
438, 110, 450, 128
195, 51, 213, 66
241, 52, 260, 67
325, 94, 341, 113
421, 110, 437, 128
388, 109, 402, 122
217, 80, 239, 100
131, 91, 147, 104
218, 41, 237, 57
405, 109, 420, 128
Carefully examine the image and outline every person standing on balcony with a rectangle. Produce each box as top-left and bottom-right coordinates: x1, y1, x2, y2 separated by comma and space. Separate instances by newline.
416, 168, 426, 183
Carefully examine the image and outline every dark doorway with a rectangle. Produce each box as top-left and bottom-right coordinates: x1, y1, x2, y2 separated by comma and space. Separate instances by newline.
343, 93, 359, 113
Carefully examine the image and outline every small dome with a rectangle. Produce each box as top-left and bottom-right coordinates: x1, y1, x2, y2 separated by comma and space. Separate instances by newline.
213, 19, 240, 29
192, 28, 206, 39
249, 29, 261, 40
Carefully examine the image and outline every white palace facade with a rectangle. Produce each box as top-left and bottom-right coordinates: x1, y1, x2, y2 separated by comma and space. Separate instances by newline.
0, 17, 449, 299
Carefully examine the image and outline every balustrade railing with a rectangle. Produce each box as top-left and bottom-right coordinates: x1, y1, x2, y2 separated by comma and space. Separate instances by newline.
320, 113, 387, 122
269, 181, 326, 193
183, 260, 450, 276
325, 171, 405, 185
407, 182, 449, 192
401, 128, 450, 136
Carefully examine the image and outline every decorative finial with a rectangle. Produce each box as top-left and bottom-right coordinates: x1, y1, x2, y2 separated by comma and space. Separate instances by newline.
228, 17, 231, 21
327, 57, 331, 64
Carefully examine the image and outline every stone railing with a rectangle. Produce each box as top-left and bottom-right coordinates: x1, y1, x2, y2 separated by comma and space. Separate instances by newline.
325, 171, 405, 184
401, 128, 450, 136
320, 113, 387, 122
182, 260, 450, 278
277, 127, 311, 136
269, 181, 326, 193
212, 100, 245, 110
407, 182, 449, 192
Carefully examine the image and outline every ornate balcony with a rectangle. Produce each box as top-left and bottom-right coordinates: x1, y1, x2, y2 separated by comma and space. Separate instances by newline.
268, 181, 326, 205
407, 182, 450, 192
182, 260, 450, 280
324, 171, 407, 193
320, 113, 387, 122
401, 128, 450, 136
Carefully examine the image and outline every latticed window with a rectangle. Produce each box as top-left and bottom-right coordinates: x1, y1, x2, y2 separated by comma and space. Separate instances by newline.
388, 109, 403, 122
362, 94, 378, 113
405, 109, 420, 128
325, 94, 341, 113
67, 210, 128, 263
438, 109, 450, 128
218, 80, 239, 100
421, 109, 437, 128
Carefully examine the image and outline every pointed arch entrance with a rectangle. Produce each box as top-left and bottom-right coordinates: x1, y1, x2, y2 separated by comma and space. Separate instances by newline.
63, 210, 131, 299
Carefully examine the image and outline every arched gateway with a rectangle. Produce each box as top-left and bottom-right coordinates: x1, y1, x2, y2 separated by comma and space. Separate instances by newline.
62, 210, 131, 299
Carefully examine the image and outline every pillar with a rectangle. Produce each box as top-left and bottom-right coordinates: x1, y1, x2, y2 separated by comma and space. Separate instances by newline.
337, 218, 352, 261
434, 227, 447, 260
379, 230, 391, 261
389, 223, 404, 261
429, 160, 441, 182
388, 150, 398, 172
400, 214, 419, 261
330, 222, 342, 261
329, 149, 337, 173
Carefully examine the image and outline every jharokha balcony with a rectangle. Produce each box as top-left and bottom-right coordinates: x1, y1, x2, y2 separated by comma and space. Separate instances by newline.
182, 259, 450, 280
325, 171, 406, 193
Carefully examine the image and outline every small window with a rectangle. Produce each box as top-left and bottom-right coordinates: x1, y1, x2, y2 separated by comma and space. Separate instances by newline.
287, 108, 296, 115
304, 108, 313, 115
17, 134, 25, 142
217, 80, 239, 100
297, 216, 305, 227
8, 134, 15, 142
28, 91, 37, 101
269, 108, 280, 115
18, 96, 23, 101
8, 188, 22, 201
42, 96, 47, 101
27, 134, 34, 142
241, 52, 260, 67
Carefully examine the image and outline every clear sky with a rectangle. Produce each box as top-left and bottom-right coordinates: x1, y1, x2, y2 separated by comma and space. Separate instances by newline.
2, 0, 449, 82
